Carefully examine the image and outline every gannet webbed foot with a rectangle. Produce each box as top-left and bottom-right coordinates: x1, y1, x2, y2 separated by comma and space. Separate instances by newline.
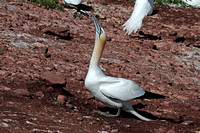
93, 108, 121, 117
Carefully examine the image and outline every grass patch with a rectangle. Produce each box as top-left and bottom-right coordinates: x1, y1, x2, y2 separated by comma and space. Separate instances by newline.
28, 0, 64, 10
129, 0, 187, 7
154, 0, 187, 7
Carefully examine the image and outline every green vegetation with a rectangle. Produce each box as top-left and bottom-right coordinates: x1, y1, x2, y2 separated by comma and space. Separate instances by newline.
54, 101, 62, 106
154, 0, 187, 7
130, 0, 187, 7
35, 78, 40, 83
28, 0, 64, 10
73, 12, 82, 18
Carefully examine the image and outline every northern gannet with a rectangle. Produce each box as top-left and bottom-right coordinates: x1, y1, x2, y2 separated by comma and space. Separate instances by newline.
85, 15, 151, 121
123, 0, 199, 35
63, 0, 82, 5
123, 0, 154, 35
182, 0, 200, 7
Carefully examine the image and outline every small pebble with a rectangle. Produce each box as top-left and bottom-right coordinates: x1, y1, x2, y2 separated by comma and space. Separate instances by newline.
57, 95, 66, 105
124, 124, 131, 128
181, 120, 194, 126
166, 129, 175, 133
111, 129, 119, 133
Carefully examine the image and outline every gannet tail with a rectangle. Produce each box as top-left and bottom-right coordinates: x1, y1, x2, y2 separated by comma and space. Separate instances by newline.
123, 102, 152, 121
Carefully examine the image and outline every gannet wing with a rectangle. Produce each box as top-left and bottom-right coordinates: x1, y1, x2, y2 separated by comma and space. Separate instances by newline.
182, 0, 200, 7
123, 0, 153, 34
99, 76, 145, 101
63, 0, 82, 5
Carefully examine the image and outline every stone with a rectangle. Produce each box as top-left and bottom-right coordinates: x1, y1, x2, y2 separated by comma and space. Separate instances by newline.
168, 31, 177, 36
84, 91, 94, 100
34, 91, 44, 99
42, 26, 70, 39
0, 86, 11, 91
181, 120, 194, 126
3, 87, 11, 91
13, 89, 30, 96
111, 129, 119, 133
153, 42, 168, 50
46, 87, 54, 92
174, 95, 189, 101
57, 95, 66, 105
124, 124, 131, 128
65, 103, 74, 109
41, 71, 66, 85
166, 129, 175, 133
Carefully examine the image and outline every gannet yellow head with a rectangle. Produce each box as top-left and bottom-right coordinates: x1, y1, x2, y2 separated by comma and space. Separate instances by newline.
92, 15, 107, 45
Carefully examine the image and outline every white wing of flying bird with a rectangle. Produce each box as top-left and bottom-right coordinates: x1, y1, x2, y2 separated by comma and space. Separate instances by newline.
182, 0, 200, 7
63, 0, 82, 5
123, 0, 154, 35
85, 15, 152, 121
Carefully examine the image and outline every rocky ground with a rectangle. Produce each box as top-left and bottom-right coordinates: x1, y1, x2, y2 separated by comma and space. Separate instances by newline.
0, 0, 200, 132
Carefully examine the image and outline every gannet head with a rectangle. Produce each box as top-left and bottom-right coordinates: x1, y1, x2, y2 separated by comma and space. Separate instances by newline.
92, 15, 107, 44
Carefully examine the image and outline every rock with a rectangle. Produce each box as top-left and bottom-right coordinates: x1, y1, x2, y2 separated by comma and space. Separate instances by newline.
0, 46, 6, 55
41, 71, 66, 85
155, 128, 166, 133
57, 95, 66, 105
34, 91, 44, 99
153, 42, 168, 50
111, 129, 119, 133
166, 129, 175, 133
3, 87, 11, 91
77, 117, 83, 121
42, 26, 71, 39
65, 103, 74, 109
0, 122, 9, 127
124, 124, 131, 128
174, 95, 189, 101
168, 31, 177, 36
46, 87, 54, 92
84, 91, 94, 100
13, 89, 30, 96
104, 125, 111, 130
32, 42, 47, 53
0, 86, 11, 91
0, 70, 6, 76
181, 120, 194, 126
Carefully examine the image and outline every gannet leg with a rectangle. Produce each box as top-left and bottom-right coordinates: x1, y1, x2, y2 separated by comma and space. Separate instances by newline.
93, 108, 121, 117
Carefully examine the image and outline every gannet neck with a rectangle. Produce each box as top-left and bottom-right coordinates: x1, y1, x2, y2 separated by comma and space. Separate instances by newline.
89, 33, 106, 68
89, 16, 107, 69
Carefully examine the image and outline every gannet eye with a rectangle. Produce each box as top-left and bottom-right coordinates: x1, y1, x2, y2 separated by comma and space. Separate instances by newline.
99, 30, 107, 41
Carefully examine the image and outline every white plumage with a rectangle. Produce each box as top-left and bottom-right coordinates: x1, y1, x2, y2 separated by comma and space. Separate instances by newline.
85, 15, 151, 121
123, 0, 199, 35
182, 0, 200, 7
63, 0, 82, 5
123, 0, 154, 35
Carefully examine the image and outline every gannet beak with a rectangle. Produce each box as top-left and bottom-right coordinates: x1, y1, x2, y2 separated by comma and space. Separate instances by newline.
92, 15, 103, 36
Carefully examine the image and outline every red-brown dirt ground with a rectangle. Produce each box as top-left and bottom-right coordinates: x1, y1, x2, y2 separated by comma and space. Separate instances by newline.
0, 0, 200, 132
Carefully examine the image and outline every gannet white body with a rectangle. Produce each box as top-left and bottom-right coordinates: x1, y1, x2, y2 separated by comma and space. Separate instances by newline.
85, 15, 151, 121
123, 0, 154, 35
63, 0, 82, 5
182, 0, 200, 7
